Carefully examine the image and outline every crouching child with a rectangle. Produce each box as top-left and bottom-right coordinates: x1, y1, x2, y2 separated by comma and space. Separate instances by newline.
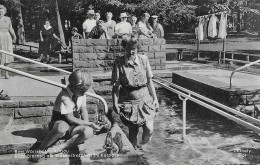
29, 69, 102, 162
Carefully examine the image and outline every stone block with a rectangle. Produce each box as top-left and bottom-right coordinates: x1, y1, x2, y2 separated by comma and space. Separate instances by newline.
160, 45, 166, 51
73, 60, 102, 68
0, 101, 19, 108
160, 57, 166, 64
19, 100, 51, 108
150, 66, 156, 70
153, 38, 166, 45
156, 65, 166, 70
145, 52, 155, 59
80, 39, 107, 46
14, 106, 53, 119
139, 39, 153, 45
0, 108, 14, 116
148, 45, 161, 52
109, 46, 124, 52
93, 46, 108, 53
74, 67, 104, 72
155, 52, 166, 59
12, 116, 52, 125
138, 45, 149, 52
149, 59, 161, 66
72, 39, 81, 46
107, 39, 122, 46
73, 46, 93, 53
74, 53, 107, 61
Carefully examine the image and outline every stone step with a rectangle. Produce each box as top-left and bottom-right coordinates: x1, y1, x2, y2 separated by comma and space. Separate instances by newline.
1, 104, 98, 120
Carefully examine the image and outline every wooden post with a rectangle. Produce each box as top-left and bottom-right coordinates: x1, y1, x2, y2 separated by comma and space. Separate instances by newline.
247, 55, 249, 63
223, 38, 226, 64
218, 51, 221, 64
197, 40, 200, 60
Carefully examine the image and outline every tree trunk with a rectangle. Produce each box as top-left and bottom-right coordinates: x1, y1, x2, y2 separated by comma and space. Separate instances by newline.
16, 1, 25, 44
55, 0, 65, 45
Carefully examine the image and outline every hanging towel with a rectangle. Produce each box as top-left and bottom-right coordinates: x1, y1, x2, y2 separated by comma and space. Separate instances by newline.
208, 14, 218, 38
197, 17, 204, 41
203, 16, 209, 39
218, 12, 227, 39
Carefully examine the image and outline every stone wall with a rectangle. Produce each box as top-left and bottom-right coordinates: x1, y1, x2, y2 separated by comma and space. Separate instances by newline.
72, 38, 166, 71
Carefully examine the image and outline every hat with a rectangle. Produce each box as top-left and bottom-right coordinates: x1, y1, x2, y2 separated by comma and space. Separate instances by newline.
120, 13, 128, 18
88, 10, 95, 15
151, 15, 158, 18
71, 27, 78, 32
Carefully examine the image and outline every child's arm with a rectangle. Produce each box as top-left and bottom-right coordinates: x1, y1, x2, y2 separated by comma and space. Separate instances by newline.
65, 113, 101, 130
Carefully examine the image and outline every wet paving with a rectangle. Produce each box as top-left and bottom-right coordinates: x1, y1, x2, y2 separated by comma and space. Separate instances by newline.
108, 89, 260, 165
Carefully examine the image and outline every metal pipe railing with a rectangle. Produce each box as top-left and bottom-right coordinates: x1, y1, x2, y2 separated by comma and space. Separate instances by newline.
152, 78, 260, 142
0, 50, 71, 75
230, 59, 260, 89
0, 65, 108, 114
154, 75, 260, 126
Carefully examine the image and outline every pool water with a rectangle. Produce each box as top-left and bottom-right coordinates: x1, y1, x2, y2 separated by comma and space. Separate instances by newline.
104, 89, 260, 165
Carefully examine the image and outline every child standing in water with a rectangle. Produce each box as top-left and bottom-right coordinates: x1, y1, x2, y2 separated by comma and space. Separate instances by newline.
30, 69, 102, 162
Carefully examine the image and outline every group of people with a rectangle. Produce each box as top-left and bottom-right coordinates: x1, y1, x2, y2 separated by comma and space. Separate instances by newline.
82, 9, 164, 39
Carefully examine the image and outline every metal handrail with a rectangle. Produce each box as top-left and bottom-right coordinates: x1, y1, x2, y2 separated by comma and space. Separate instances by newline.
0, 50, 71, 74
152, 77, 260, 141
154, 75, 260, 125
230, 59, 260, 89
0, 65, 108, 114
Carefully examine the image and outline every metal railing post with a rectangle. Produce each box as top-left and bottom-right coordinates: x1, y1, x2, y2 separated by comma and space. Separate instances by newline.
230, 59, 260, 89
178, 94, 189, 142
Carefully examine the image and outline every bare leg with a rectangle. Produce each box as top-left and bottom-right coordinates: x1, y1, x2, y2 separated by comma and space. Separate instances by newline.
38, 121, 70, 151
128, 124, 139, 147
47, 126, 93, 151
141, 119, 154, 145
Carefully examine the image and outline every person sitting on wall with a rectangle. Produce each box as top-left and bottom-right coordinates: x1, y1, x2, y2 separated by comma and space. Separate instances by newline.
89, 20, 108, 39
69, 27, 83, 48
82, 10, 96, 39
151, 15, 164, 38
29, 69, 103, 162
137, 13, 155, 39
114, 12, 132, 39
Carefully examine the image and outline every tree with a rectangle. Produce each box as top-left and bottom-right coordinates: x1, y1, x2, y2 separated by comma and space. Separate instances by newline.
55, 0, 65, 45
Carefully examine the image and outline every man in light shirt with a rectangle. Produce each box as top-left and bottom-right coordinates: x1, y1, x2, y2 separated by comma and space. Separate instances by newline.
137, 13, 154, 38
114, 12, 132, 38
82, 10, 96, 39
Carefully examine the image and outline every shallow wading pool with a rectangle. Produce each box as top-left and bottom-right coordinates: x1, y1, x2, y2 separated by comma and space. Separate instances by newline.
103, 89, 260, 165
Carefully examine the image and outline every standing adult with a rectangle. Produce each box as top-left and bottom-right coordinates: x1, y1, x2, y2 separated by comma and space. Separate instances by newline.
0, 5, 16, 79
114, 13, 132, 38
137, 13, 154, 39
151, 15, 164, 38
111, 35, 159, 150
95, 12, 101, 21
103, 12, 116, 39
82, 10, 96, 39
130, 16, 138, 37
38, 20, 60, 63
